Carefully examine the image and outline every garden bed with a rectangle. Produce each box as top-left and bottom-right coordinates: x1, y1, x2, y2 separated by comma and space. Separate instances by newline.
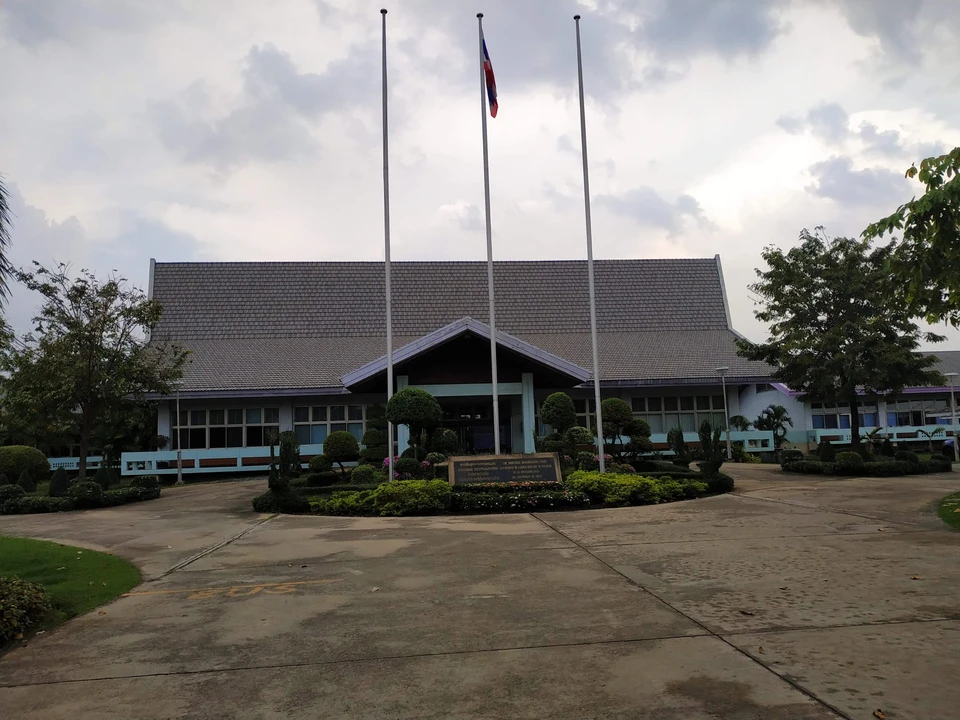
781, 450, 952, 477
0, 477, 162, 515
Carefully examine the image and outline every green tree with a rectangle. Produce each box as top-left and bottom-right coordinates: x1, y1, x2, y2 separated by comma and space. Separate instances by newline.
737, 229, 943, 451
323, 430, 360, 480
540, 392, 576, 434
862, 147, 960, 325
385, 387, 442, 461
728, 415, 751, 432
753, 405, 793, 450
0, 263, 188, 479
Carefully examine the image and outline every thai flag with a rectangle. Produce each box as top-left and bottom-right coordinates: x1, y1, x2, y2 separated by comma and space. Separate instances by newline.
482, 34, 498, 118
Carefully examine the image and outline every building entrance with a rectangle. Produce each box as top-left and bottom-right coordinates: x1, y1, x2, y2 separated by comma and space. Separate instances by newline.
439, 398, 512, 455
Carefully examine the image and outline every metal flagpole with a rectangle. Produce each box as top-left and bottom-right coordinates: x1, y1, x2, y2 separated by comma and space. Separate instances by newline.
574, 15, 605, 473
381, 8, 395, 480
478, 13, 501, 455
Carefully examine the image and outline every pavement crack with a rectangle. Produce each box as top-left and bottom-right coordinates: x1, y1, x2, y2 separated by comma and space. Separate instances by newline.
154, 514, 277, 579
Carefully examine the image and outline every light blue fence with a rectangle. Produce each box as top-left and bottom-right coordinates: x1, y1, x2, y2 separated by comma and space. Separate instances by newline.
812, 426, 956, 445
646, 429, 774, 455
120, 444, 329, 476
48, 456, 104, 472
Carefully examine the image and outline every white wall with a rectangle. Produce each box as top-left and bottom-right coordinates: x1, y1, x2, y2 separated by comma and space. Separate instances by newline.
737, 383, 807, 433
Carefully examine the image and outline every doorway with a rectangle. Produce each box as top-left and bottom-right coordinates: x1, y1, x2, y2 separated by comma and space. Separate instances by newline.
439, 398, 512, 455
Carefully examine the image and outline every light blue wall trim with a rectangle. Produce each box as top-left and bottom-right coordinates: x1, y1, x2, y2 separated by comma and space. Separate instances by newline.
397, 376, 410, 453
411, 382, 523, 397
521, 373, 535, 454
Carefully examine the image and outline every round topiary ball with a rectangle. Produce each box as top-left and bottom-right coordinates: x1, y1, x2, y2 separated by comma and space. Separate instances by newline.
386, 388, 442, 428
308, 454, 333, 473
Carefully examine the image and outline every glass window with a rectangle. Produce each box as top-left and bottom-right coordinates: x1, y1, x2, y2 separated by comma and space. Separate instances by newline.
631, 397, 645, 412
178, 410, 188, 427
331, 423, 347, 433
862, 413, 878, 427
226, 427, 244, 447
664, 413, 680, 430
695, 396, 710, 411
294, 407, 309, 423
680, 397, 694, 411
190, 410, 206, 426
246, 408, 262, 425
312, 406, 327, 422
911, 410, 924, 426
294, 425, 310, 444
264, 426, 280, 443
712, 395, 725, 410
646, 415, 664, 433
348, 405, 363, 421
209, 427, 226, 448
209, 410, 225, 426
246, 426, 264, 447
824, 414, 839, 429
839, 415, 850, 429
664, 397, 678, 411
264, 408, 280, 424
887, 412, 898, 427
813, 415, 825, 429
348, 423, 363, 441
189, 428, 206, 448
311, 425, 328, 444
228, 409, 244, 425
648, 397, 662, 412
679, 413, 696, 432
330, 406, 346, 421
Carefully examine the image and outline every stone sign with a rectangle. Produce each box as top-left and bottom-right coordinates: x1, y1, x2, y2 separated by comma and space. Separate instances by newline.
447, 453, 561, 485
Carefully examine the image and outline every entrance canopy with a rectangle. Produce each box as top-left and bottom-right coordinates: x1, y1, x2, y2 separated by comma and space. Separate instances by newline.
341, 317, 591, 393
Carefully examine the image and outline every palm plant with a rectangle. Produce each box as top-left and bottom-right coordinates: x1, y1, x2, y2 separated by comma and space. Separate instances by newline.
728, 415, 751, 432
918, 426, 943, 453
754, 405, 793, 450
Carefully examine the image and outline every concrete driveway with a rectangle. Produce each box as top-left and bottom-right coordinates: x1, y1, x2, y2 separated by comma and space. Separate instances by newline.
1, 470, 959, 719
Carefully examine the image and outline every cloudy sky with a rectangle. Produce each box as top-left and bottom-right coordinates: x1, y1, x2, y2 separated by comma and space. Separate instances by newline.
2, 0, 959, 347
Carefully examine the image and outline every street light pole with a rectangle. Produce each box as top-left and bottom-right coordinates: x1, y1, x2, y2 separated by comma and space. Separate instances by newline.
716, 366, 732, 460
175, 388, 184, 486
947, 372, 959, 464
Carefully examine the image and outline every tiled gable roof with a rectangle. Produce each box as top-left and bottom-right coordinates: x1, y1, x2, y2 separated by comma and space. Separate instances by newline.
150, 258, 774, 392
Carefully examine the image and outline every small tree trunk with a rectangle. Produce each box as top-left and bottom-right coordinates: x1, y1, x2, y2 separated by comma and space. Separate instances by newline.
78, 407, 92, 481
849, 390, 861, 452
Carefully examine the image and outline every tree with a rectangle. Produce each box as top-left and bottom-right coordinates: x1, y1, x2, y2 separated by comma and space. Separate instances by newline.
753, 405, 793, 450
728, 415, 751, 432
598, 397, 633, 460
540, 392, 576, 434
385, 387, 442, 460
737, 229, 943, 451
0, 175, 13, 305
862, 147, 960, 326
323, 430, 360, 480
0, 263, 188, 479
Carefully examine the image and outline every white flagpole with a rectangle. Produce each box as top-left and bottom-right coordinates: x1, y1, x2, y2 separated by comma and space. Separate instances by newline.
574, 15, 605, 473
381, 9, 395, 480
478, 13, 501, 455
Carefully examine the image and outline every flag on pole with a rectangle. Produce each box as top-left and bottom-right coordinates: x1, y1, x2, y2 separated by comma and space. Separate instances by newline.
482, 35, 498, 118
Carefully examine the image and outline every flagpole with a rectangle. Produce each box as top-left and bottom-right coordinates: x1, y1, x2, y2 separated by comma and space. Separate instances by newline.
478, 13, 501, 455
574, 15, 605, 473
381, 8, 395, 480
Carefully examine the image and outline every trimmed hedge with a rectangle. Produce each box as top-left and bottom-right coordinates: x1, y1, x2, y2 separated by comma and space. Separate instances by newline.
783, 458, 946, 477
0, 446, 51, 485
780, 449, 804, 463
306, 471, 340, 487
566, 471, 708, 506
371, 479, 450, 516
455, 481, 565, 495
834, 451, 865, 475
252, 491, 311, 514
0, 576, 51, 645
0, 485, 27, 504
0, 480, 161, 515
68, 481, 104, 509
450, 489, 590, 513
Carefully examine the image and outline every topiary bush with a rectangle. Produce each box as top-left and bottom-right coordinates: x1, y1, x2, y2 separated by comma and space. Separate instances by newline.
92, 465, 114, 490
131, 476, 161, 491
349, 464, 380, 485
252, 491, 311, 514
565, 425, 594, 449
780, 449, 804, 464
0, 484, 27, 504
0, 576, 51, 645
894, 450, 920, 464
816, 440, 836, 462
880, 438, 895, 457
308, 455, 333, 473
424, 452, 447, 465
834, 451, 865, 475
278, 431, 301, 478
0, 446, 51, 485
667, 427, 690, 468
429, 427, 459, 456
386, 388, 442, 460
921, 454, 952, 473
566, 471, 708, 506
394, 457, 421, 479
16, 469, 36, 494
306, 471, 340, 487
370, 479, 450, 516
576, 451, 598, 471
697, 419, 726, 477
68, 481, 105, 509
48, 467, 70, 498
323, 431, 360, 479
360, 404, 390, 466
540, 392, 577, 433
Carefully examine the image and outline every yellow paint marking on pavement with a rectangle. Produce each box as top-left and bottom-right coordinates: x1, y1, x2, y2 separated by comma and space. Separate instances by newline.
124, 578, 343, 600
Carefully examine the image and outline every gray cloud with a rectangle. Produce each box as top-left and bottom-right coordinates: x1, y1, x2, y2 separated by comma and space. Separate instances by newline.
597, 186, 711, 233
777, 102, 849, 142
805, 156, 910, 207
0, 0, 182, 46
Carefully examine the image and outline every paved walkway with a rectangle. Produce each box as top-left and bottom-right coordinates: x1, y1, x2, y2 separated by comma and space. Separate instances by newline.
2, 469, 959, 719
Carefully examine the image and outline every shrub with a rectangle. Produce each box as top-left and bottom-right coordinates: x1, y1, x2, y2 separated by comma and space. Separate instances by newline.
429, 427, 459, 456
782, 460, 829, 474
454, 481, 563, 494
386, 388, 442, 460
576, 451, 598, 471
104, 486, 161, 505
921, 454, 952, 473
323, 431, 360, 479
780, 449, 803, 464
697, 420, 725, 477
308, 455, 333, 473
450, 489, 590, 513
861, 461, 912, 477
48, 467, 70, 497
816, 440, 836, 462
667, 427, 691, 468
632, 459, 682, 473
703, 473, 735, 494
131, 476, 161, 491
0, 577, 51, 645
93, 465, 114, 490
0, 484, 26, 504
540, 392, 577, 433
394, 457, 421, 479
360, 404, 389, 465
371, 479, 450, 516
1, 496, 73, 514
68, 481, 105, 509
880, 438, 895, 457
834, 451, 865, 475
565, 426, 595, 449
252, 491, 311, 514
349, 464, 380, 485
610, 462, 636, 474
424, 452, 447, 465
16, 469, 36, 493
895, 450, 920, 464
306, 471, 340, 487
0, 474, 7, 486
311, 490, 376, 516
278, 430, 301, 478
0, 446, 50, 485
539, 432, 566, 456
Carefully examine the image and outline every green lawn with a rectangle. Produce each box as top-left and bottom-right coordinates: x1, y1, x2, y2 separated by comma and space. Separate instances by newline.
937, 492, 960, 531
0, 536, 140, 631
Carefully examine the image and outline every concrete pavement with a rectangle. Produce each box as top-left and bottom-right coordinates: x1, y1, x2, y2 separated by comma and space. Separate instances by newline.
1, 469, 959, 719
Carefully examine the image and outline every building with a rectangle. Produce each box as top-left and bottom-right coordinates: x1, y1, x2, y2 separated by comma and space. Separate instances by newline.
142, 257, 777, 470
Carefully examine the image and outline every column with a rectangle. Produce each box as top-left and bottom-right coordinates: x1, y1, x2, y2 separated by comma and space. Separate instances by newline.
521, 373, 536, 454
396, 375, 409, 455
